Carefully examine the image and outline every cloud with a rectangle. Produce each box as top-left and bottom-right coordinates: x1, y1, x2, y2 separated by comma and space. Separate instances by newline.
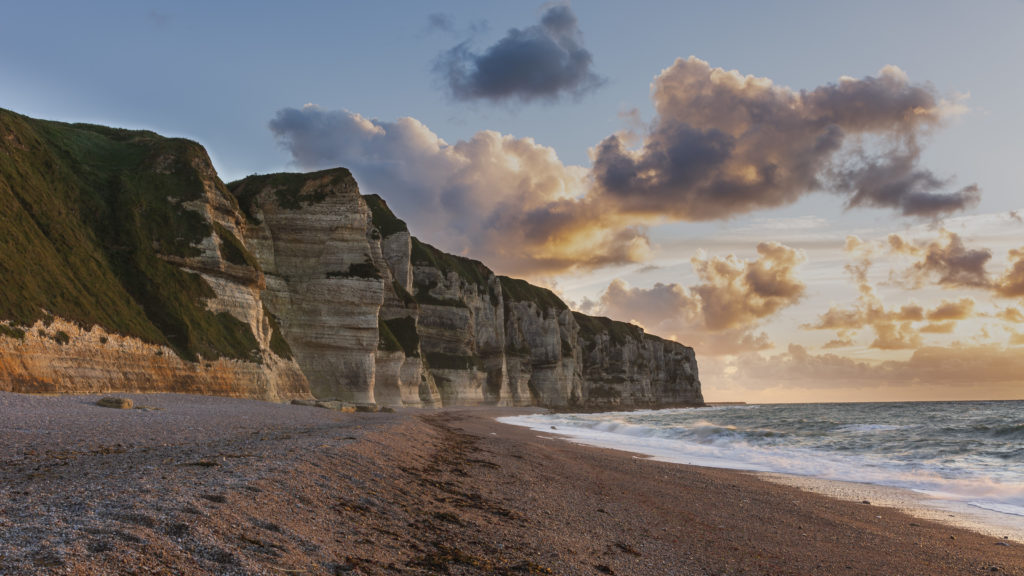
591, 58, 977, 220
804, 259, 980, 350
994, 247, 1024, 297
890, 230, 992, 289
434, 4, 604, 103
271, 58, 976, 275
736, 343, 1024, 388
920, 322, 955, 334
588, 242, 805, 355
269, 105, 645, 275
693, 242, 806, 331
426, 12, 456, 34
926, 298, 975, 320
994, 306, 1024, 323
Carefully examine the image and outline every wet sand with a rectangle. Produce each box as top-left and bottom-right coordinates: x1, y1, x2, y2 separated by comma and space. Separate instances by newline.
0, 393, 1021, 575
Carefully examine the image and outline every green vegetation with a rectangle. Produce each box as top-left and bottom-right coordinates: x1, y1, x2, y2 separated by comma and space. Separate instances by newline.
561, 338, 575, 356
383, 316, 420, 357
392, 280, 416, 307
425, 352, 480, 371
0, 324, 25, 340
414, 285, 468, 308
499, 276, 567, 311
410, 237, 492, 286
363, 194, 409, 237
265, 311, 293, 360
227, 168, 354, 223
52, 330, 70, 345
0, 108, 263, 362
213, 222, 260, 270
378, 317, 403, 352
572, 312, 645, 346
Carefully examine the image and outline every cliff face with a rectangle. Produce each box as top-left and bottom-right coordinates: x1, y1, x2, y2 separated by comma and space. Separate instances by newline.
0, 109, 701, 408
226, 175, 701, 408
0, 109, 307, 400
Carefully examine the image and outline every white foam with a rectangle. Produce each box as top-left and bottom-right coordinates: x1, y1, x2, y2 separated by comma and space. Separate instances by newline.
498, 413, 1024, 540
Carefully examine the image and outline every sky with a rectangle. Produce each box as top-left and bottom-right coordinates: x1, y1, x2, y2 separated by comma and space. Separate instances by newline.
3, 1, 1023, 403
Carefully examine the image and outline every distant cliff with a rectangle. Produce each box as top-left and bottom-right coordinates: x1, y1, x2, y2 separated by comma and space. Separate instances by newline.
0, 108, 701, 408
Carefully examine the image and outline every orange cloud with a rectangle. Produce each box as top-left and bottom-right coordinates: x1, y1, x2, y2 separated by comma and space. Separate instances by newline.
994, 247, 1024, 297
736, 343, 1024, 389
590, 242, 805, 356
926, 298, 975, 320
805, 260, 978, 350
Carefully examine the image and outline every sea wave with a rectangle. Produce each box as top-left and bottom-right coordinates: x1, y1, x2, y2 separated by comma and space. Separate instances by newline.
498, 401, 1024, 525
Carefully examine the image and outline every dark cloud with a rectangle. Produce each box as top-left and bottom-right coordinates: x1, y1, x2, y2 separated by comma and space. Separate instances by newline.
592, 58, 977, 220
434, 5, 604, 103
890, 230, 992, 289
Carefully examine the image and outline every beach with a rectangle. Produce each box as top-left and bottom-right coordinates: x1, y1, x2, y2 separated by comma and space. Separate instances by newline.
0, 393, 1021, 575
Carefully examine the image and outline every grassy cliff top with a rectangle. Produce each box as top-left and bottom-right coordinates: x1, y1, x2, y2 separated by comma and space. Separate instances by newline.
410, 237, 493, 286
498, 276, 568, 312
227, 167, 355, 223
0, 108, 260, 361
363, 194, 409, 238
572, 311, 646, 346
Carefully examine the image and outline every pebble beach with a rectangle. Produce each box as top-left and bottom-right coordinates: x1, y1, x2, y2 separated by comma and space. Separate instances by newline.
1, 392, 1022, 575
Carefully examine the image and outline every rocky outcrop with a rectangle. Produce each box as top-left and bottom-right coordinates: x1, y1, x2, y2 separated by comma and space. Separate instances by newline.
228, 170, 386, 404
0, 318, 307, 401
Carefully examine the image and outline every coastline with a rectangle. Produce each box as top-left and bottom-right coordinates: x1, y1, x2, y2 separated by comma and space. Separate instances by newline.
0, 393, 1021, 575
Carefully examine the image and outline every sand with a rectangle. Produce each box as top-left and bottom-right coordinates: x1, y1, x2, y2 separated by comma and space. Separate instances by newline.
0, 393, 1021, 575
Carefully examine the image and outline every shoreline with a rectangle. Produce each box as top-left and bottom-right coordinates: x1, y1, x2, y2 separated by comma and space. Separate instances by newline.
1, 393, 1021, 574
500, 405, 1024, 545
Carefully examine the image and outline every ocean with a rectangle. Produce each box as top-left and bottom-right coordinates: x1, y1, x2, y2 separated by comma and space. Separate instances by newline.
499, 401, 1024, 538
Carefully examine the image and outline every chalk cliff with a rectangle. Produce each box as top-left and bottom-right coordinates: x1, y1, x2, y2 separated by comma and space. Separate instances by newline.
0, 109, 701, 408
0, 109, 307, 400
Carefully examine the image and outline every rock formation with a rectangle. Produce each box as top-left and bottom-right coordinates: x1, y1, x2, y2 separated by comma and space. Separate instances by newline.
0, 108, 702, 408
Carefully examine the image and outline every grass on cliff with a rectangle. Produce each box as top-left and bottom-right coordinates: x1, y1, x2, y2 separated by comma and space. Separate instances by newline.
378, 317, 403, 353
227, 168, 355, 224
572, 312, 645, 347
383, 316, 420, 357
410, 237, 492, 286
0, 108, 262, 362
499, 276, 568, 311
363, 194, 409, 238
